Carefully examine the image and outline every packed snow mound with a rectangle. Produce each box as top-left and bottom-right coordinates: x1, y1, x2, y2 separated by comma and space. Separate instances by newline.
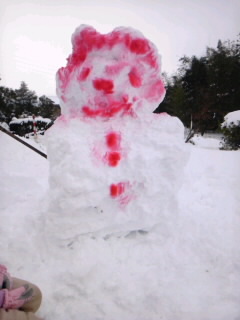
47, 113, 187, 237
222, 110, 240, 127
44, 25, 189, 319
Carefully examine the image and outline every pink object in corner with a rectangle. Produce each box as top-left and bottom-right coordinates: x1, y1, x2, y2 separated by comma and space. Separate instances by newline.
0, 264, 12, 289
3, 285, 34, 309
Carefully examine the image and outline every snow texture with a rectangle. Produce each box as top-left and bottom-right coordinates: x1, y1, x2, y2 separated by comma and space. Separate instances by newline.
190, 134, 222, 149
1, 131, 240, 320
222, 110, 240, 128
9, 116, 51, 125
0, 122, 9, 130
0, 25, 240, 320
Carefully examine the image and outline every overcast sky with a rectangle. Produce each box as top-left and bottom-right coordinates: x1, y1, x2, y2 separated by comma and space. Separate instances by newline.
0, 0, 239, 97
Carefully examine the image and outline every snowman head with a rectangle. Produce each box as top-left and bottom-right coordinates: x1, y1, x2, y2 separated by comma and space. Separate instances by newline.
57, 25, 165, 119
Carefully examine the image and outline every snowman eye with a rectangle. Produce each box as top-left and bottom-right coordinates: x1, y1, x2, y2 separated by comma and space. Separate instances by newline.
93, 78, 114, 94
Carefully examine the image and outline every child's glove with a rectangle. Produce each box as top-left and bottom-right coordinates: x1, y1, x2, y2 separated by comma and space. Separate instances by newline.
0, 265, 12, 289
2, 284, 34, 309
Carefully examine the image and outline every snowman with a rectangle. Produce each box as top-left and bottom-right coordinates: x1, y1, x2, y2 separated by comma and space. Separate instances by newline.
46, 25, 186, 239
44, 25, 188, 319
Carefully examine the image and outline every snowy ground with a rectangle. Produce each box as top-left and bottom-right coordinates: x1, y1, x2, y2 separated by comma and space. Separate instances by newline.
0, 131, 240, 320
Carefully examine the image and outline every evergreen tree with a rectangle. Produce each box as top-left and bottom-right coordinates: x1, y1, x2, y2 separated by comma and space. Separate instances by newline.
38, 95, 55, 118
207, 37, 240, 117
0, 85, 17, 122
14, 81, 38, 117
156, 35, 240, 135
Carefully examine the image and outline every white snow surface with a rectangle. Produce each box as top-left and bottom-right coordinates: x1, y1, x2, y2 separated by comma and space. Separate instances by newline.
222, 110, 240, 127
190, 134, 222, 149
0, 122, 9, 130
9, 116, 51, 125
1, 131, 240, 320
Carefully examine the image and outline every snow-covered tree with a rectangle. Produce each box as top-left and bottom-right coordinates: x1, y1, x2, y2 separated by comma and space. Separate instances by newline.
14, 81, 38, 117
38, 95, 55, 118
221, 110, 240, 150
0, 85, 17, 121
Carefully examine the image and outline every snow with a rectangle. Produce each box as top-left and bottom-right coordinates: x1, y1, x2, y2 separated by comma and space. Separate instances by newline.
47, 25, 182, 238
9, 116, 51, 125
19, 134, 47, 154
190, 134, 222, 149
1, 25, 240, 320
221, 110, 240, 127
0, 122, 9, 130
1, 132, 240, 320
46, 96, 60, 105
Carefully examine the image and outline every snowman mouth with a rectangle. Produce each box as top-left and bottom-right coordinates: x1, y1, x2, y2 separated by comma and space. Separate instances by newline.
82, 101, 133, 118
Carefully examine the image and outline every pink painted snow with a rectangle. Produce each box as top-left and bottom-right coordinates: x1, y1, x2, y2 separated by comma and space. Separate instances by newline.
56, 25, 165, 119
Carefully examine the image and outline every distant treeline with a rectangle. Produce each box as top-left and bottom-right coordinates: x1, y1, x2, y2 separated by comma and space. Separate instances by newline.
155, 35, 240, 135
0, 81, 60, 123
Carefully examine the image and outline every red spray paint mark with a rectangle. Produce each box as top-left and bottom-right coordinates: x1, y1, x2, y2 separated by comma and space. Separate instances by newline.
76, 27, 106, 51
78, 67, 91, 81
128, 68, 142, 88
57, 26, 162, 94
143, 52, 158, 69
110, 182, 133, 206
71, 49, 88, 67
93, 79, 114, 94
129, 38, 150, 55
106, 132, 121, 150
107, 152, 121, 167
110, 182, 126, 197
82, 101, 132, 118
104, 132, 122, 166
107, 30, 121, 47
